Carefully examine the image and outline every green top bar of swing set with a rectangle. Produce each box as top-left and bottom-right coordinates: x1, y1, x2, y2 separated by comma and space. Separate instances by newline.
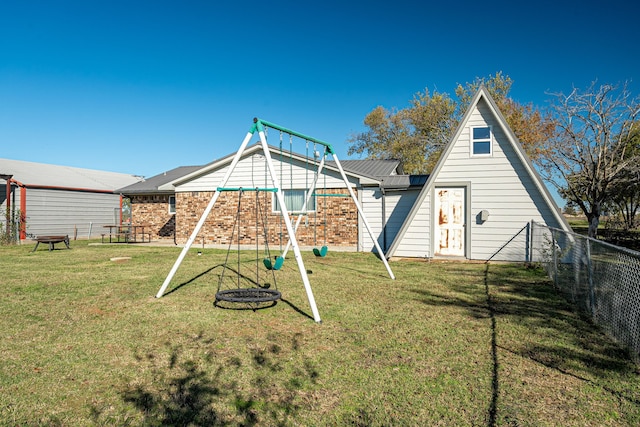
251, 118, 335, 154
217, 187, 278, 192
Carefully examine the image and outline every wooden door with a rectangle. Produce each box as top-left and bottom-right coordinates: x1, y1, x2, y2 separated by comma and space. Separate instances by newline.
434, 188, 465, 256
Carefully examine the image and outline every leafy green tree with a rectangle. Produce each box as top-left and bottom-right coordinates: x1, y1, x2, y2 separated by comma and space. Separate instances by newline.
347, 89, 456, 174
348, 72, 554, 173
454, 71, 514, 109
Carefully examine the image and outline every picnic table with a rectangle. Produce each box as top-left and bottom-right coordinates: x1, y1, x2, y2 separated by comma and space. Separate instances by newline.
102, 225, 150, 243
31, 235, 71, 252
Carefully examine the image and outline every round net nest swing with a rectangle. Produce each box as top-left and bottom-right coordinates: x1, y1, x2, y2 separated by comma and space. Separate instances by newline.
215, 187, 282, 307
215, 287, 281, 303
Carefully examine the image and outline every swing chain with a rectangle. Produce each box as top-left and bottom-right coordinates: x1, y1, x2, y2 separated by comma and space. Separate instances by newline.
216, 188, 282, 304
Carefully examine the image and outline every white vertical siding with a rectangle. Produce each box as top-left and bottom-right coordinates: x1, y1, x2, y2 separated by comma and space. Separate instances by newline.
177, 153, 356, 192
392, 194, 431, 258
435, 99, 562, 260
385, 189, 421, 252
360, 187, 383, 251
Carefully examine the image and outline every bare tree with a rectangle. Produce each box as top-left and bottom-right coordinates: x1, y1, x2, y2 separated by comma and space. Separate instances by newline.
537, 82, 640, 238
608, 123, 640, 230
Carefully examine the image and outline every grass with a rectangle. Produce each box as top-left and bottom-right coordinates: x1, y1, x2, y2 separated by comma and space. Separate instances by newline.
1, 241, 640, 426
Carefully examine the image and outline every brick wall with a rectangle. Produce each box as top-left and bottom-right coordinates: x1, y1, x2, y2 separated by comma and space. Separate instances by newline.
175, 188, 358, 247
130, 194, 175, 241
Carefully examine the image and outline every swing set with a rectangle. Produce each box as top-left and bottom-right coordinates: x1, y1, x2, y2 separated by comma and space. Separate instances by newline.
310, 168, 350, 257
215, 188, 282, 305
270, 132, 332, 261
155, 118, 395, 323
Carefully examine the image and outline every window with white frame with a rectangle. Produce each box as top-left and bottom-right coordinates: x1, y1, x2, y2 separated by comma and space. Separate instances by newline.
168, 195, 176, 214
472, 126, 492, 155
273, 189, 315, 213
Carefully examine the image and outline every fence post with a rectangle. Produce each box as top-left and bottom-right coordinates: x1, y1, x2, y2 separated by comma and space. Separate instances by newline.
526, 221, 531, 263
552, 229, 558, 287
586, 238, 595, 319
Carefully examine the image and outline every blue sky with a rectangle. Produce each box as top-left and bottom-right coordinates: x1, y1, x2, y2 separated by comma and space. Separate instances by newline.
1, 0, 638, 191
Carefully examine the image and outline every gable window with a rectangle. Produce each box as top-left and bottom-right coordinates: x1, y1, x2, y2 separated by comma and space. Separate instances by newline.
472, 126, 492, 155
273, 189, 315, 213
168, 195, 176, 214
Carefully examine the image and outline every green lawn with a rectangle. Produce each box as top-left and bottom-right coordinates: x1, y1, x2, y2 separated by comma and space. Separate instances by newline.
1, 241, 639, 426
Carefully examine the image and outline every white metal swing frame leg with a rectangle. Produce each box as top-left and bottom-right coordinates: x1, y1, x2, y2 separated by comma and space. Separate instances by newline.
155, 130, 255, 299
332, 153, 396, 280
257, 128, 321, 322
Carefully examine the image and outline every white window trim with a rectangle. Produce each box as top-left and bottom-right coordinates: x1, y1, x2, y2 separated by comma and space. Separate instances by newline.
168, 195, 176, 215
470, 125, 493, 156
272, 189, 316, 214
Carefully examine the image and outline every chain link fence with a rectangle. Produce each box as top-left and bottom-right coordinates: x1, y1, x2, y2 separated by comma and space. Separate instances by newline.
530, 221, 640, 363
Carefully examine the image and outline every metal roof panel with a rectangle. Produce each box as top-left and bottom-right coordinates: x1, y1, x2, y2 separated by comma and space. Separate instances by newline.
0, 158, 142, 191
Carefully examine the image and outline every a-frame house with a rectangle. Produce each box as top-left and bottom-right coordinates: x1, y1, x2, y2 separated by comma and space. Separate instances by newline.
386, 87, 571, 261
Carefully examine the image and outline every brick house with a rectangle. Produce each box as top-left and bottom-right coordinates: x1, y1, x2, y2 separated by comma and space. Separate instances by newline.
123, 88, 571, 262
118, 144, 423, 251
118, 165, 201, 244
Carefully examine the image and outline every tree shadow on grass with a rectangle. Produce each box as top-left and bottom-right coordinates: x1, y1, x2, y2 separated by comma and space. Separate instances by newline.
411, 263, 637, 377
410, 262, 640, 426
92, 332, 318, 425
483, 264, 636, 375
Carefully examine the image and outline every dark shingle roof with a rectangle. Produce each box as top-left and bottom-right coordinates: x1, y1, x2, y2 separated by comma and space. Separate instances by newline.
117, 165, 203, 194
379, 175, 429, 189
117, 156, 420, 195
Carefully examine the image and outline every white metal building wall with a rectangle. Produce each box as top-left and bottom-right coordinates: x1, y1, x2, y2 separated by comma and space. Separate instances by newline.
22, 188, 121, 239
